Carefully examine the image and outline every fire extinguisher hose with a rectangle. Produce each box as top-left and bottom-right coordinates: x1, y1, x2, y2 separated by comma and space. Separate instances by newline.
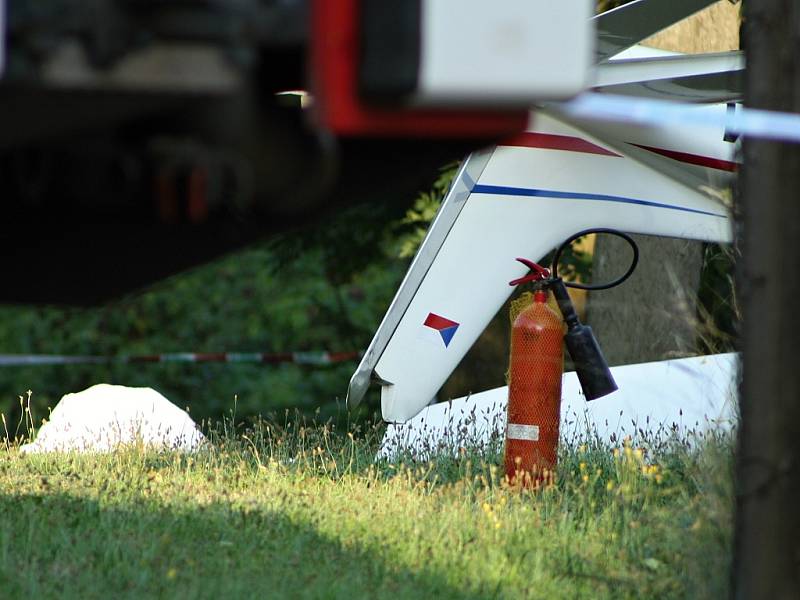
551, 228, 639, 291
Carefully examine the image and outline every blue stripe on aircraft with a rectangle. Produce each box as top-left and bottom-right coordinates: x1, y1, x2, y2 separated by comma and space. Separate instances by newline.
471, 184, 728, 218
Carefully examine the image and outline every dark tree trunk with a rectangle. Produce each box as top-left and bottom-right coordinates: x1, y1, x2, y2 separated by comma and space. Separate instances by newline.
586, 234, 703, 366
734, 1, 800, 598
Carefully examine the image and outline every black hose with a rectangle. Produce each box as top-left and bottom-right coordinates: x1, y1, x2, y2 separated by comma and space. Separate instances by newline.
551, 228, 639, 291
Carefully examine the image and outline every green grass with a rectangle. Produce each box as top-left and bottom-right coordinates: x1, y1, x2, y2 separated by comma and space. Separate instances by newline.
0, 418, 734, 599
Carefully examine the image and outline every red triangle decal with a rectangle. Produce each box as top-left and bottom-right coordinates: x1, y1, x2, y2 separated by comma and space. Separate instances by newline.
424, 313, 459, 330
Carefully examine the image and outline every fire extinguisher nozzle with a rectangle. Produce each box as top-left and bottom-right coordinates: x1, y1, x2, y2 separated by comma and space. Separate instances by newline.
564, 324, 618, 401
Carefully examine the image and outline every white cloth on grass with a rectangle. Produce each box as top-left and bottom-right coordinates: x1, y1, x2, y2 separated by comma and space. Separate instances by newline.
20, 384, 204, 453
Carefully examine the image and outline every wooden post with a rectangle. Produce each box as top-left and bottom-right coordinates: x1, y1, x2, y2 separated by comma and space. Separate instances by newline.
734, 1, 800, 597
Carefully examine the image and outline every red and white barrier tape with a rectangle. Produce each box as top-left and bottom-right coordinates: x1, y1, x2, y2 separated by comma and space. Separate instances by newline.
0, 351, 362, 367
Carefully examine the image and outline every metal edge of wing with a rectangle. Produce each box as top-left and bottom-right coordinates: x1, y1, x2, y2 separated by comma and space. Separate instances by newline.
345, 146, 495, 410
596, 72, 743, 104
598, 51, 744, 87
595, 51, 744, 103
594, 0, 718, 62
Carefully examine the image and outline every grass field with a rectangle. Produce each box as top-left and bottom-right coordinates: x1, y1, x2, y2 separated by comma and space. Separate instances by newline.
0, 417, 734, 599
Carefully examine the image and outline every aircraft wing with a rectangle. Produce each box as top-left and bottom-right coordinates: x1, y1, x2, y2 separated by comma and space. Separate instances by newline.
347, 110, 733, 423
596, 51, 744, 103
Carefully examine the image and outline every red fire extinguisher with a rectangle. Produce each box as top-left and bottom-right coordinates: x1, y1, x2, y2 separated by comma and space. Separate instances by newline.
504, 230, 636, 486
505, 261, 564, 487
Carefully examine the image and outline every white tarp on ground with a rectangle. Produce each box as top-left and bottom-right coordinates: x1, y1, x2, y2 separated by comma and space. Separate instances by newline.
379, 353, 738, 460
20, 384, 205, 454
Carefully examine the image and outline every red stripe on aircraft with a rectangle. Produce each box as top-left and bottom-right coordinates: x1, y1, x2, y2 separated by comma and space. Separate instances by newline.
632, 144, 739, 172
500, 132, 621, 157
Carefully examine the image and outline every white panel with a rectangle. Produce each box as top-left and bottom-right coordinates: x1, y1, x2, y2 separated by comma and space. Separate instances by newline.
378, 354, 738, 460
417, 0, 594, 105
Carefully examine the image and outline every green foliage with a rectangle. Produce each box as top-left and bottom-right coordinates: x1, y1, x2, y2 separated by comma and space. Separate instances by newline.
0, 426, 734, 599
697, 243, 738, 354
0, 242, 406, 424
268, 201, 409, 286
542, 234, 595, 283
0, 159, 463, 425
393, 163, 459, 259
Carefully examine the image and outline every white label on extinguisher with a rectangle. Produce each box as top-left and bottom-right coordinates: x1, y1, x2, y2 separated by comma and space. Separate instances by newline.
507, 424, 539, 442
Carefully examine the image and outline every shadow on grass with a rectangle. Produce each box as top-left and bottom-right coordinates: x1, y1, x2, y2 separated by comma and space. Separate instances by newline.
0, 491, 485, 600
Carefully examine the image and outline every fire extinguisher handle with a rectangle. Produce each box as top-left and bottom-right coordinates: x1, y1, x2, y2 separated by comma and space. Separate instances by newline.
509, 258, 551, 286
